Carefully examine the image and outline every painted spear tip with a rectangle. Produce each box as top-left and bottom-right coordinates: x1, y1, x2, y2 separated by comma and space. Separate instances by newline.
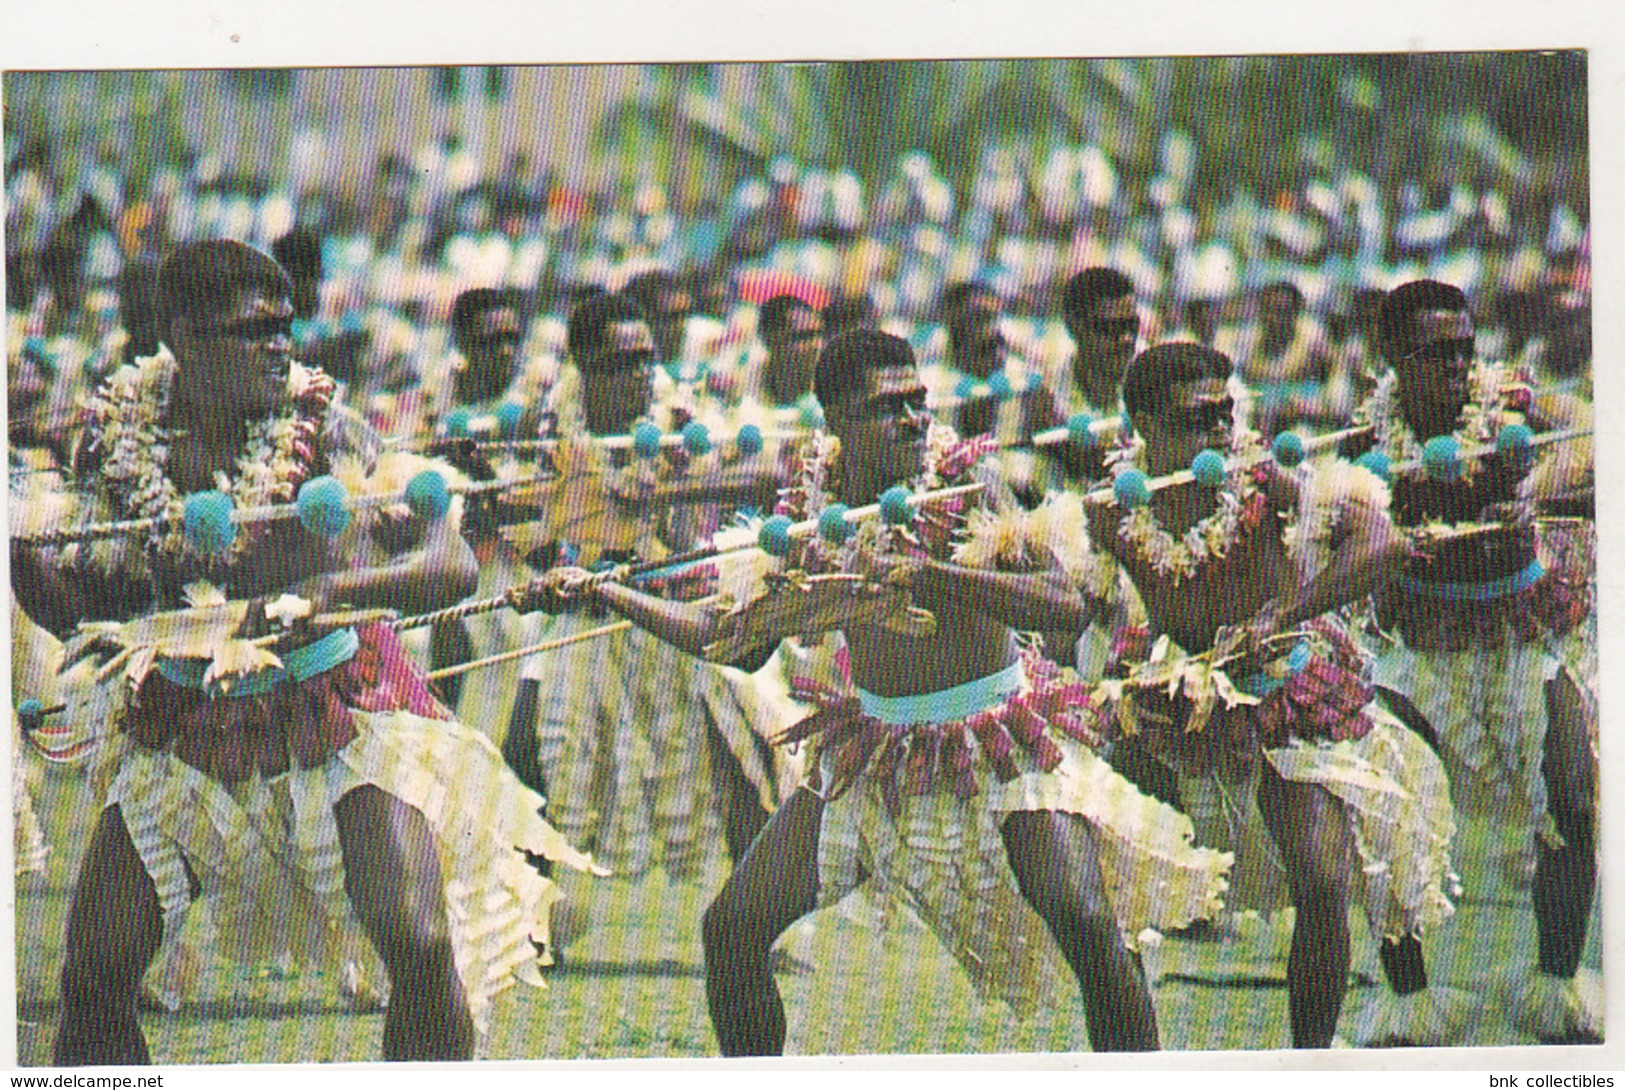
818, 503, 853, 544
16, 699, 44, 731
1191, 448, 1227, 488
1066, 412, 1098, 448
1422, 435, 1463, 482
681, 421, 713, 456
495, 401, 525, 438
1271, 432, 1306, 468
758, 514, 795, 557
632, 420, 663, 459
1114, 469, 1152, 509
879, 485, 916, 525
1497, 422, 1534, 457
1355, 450, 1393, 482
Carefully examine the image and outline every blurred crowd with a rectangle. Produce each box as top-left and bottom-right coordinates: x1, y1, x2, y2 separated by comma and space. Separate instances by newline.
6, 99, 1592, 459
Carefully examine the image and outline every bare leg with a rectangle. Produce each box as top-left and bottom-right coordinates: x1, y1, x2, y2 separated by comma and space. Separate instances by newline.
1257, 766, 1354, 1049
334, 785, 474, 1061
501, 677, 552, 878
1002, 810, 1159, 1051
428, 619, 475, 708
702, 788, 822, 1056
1374, 686, 1443, 755
1104, 734, 1184, 810
1369, 691, 1436, 997
705, 725, 773, 866
54, 807, 166, 1065
1534, 671, 1596, 980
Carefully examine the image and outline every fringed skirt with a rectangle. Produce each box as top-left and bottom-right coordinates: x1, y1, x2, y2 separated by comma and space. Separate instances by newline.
518, 611, 783, 879
1370, 521, 1596, 820
782, 650, 1233, 1016
1113, 622, 1459, 940
92, 623, 605, 1031
101, 709, 605, 1031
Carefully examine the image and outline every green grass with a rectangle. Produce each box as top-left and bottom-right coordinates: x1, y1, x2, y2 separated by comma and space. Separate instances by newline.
15, 765, 1603, 1064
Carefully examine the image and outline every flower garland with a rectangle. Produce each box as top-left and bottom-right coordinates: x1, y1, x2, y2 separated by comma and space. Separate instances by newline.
713, 422, 993, 610
1356, 359, 1525, 485
1112, 427, 1269, 584
782, 419, 975, 573
80, 349, 333, 569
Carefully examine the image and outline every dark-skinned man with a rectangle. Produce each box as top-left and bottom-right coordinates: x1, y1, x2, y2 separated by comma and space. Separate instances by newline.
1085, 342, 1457, 1049
500, 292, 784, 887
527, 329, 1235, 1055
1344, 279, 1597, 1044
11, 240, 600, 1064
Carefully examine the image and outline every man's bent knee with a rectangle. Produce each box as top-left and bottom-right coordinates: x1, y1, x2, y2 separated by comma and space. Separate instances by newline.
702, 887, 774, 966
353, 893, 456, 972
60, 952, 139, 1006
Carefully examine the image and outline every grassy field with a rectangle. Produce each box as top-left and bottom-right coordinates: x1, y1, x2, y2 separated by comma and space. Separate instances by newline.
14, 762, 1604, 1064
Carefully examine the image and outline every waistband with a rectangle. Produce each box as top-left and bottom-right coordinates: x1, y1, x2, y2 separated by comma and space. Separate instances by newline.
1237, 637, 1312, 698
1397, 557, 1546, 602
856, 659, 1027, 726
154, 627, 361, 698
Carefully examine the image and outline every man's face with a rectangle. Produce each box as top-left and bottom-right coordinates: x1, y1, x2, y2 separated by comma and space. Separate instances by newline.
176, 285, 295, 418
1069, 294, 1139, 389
947, 289, 1005, 368
765, 306, 825, 385
1394, 307, 1475, 411
455, 305, 523, 405
829, 365, 931, 490
1137, 376, 1233, 473
581, 319, 655, 435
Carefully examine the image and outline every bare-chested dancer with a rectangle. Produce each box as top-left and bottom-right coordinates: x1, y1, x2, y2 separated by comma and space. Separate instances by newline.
525, 330, 1233, 1054
1086, 342, 1457, 1048
11, 240, 597, 1063
1347, 280, 1598, 1043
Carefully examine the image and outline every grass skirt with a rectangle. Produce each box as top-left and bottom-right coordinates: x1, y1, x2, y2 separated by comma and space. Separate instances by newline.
1173, 716, 1457, 941
519, 612, 780, 878
792, 658, 1232, 1016
1369, 520, 1595, 820
100, 708, 605, 1032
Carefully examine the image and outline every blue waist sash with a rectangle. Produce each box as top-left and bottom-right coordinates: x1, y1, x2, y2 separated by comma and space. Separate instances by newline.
1397, 558, 1545, 602
154, 627, 361, 698
856, 659, 1027, 727
1237, 637, 1313, 698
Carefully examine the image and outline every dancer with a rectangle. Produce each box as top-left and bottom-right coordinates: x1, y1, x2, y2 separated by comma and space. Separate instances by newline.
501, 291, 783, 879
525, 330, 1234, 1054
11, 240, 601, 1064
1086, 342, 1457, 1048
1347, 280, 1597, 1044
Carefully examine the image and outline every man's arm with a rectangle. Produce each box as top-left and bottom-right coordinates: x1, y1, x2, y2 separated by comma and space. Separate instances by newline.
909, 557, 1101, 634
1253, 476, 1412, 638
592, 578, 724, 658
300, 510, 479, 617
537, 566, 841, 672
10, 538, 154, 640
